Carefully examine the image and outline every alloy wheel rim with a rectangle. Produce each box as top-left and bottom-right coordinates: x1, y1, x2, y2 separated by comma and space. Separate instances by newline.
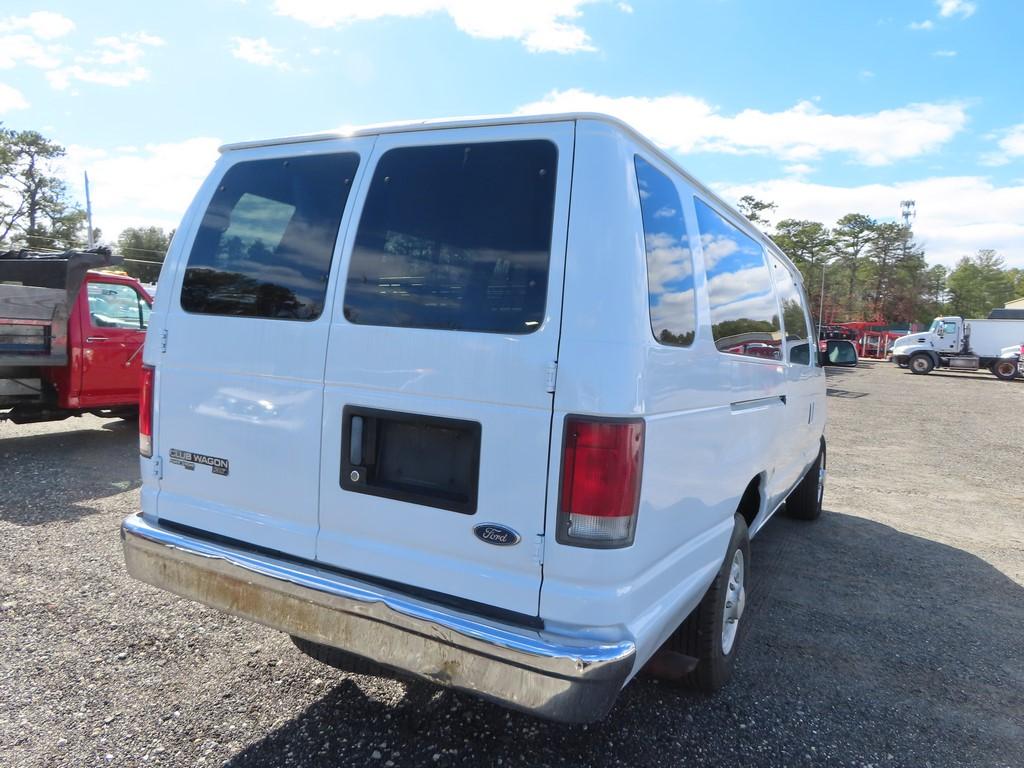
817, 465, 826, 506
721, 549, 746, 655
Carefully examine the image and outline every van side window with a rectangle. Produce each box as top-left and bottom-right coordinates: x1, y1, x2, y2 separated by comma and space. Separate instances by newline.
180, 153, 359, 320
695, 199, 781, 360
770, 255, 812, 365
343, 140, 557, 334
634, 156, 696, 347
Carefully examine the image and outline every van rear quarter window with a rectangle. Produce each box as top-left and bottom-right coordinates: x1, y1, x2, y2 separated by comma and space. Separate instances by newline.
634, 156, 696, 347
343, 140, 557, 334
695, 198, 781, 359
180, 153, 360, 320
770, 255, 813, 365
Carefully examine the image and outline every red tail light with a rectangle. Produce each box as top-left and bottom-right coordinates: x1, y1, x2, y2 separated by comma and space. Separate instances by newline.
557, 416, 644, 548
139, 364, 155, 458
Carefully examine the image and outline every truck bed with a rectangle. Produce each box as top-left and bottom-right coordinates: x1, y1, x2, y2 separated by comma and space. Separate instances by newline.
0, 247, 117, 367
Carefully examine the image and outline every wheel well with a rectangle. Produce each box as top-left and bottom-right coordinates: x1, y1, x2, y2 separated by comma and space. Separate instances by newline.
738, 477, 761, 528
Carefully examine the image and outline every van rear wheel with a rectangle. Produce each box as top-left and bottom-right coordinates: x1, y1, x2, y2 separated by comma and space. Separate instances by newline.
786, 439, 826, 521
666, 514, 750, 693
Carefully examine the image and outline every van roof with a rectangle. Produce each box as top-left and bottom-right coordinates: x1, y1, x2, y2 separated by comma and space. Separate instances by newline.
218, 112, 798, 283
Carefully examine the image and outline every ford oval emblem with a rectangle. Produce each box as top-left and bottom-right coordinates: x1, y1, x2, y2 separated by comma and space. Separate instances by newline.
473, 524, 521, 546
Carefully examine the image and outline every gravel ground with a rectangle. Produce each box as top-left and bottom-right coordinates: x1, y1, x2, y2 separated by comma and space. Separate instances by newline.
1, 362, 1022, 767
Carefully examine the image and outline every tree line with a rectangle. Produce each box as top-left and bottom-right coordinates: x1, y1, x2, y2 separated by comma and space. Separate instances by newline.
2, 126, 1020, 317
738, 196, 1023, 325
0, 125, 171, 283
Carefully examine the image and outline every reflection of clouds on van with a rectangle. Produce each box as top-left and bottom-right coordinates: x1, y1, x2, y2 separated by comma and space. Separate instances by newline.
696, 198, 781, 356
636, 155, 696, 347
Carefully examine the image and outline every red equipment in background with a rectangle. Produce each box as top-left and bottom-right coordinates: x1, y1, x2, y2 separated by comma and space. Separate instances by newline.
819, 321, 909, 359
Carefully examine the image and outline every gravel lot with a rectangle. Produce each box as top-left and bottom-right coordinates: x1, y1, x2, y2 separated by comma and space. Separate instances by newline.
1, 362, 1022, 768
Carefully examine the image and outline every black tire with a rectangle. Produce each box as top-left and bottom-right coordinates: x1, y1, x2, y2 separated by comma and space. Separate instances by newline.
290, 636, 405, 680
786, 439, 826, 521
993, 359, 1019, 381
667, 514, 750, 693
909, 353, 934, 375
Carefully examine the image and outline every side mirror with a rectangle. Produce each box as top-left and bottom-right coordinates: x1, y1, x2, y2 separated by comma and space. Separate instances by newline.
820, 339, 858, 367
936, 325, 944, 338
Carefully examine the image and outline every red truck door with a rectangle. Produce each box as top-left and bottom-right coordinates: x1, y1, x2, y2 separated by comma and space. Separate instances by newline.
78, 276, 151, 407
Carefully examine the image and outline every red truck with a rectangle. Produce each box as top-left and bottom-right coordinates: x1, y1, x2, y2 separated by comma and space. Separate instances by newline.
0, 247, 152, 424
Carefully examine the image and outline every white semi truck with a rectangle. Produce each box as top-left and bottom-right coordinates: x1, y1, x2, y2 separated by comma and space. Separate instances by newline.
891, 315, 1024, 379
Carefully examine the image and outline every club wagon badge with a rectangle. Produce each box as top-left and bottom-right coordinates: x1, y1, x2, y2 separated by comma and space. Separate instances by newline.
169, 448, 230, 476
473, 524, 521, 546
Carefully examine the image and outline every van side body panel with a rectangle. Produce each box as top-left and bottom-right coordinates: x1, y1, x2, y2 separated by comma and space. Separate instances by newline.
540, 121, 814, 673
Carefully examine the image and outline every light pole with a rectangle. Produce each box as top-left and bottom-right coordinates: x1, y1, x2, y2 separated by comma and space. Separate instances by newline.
817, 257, 827, 338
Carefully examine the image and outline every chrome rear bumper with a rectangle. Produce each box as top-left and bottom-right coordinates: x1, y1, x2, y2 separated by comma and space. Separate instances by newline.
121, 514, 636, 723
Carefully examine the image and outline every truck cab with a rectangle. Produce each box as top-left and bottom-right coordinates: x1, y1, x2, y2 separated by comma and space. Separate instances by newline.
0, 249, 152, 424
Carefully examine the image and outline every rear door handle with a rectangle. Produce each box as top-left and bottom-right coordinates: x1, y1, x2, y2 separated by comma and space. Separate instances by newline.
86, 336, 109, 343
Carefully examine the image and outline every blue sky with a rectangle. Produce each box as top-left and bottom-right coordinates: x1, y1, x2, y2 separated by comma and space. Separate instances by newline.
1, 0, 1022, 266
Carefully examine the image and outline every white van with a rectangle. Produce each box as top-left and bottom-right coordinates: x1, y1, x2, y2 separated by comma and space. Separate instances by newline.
121, 113, 857, 723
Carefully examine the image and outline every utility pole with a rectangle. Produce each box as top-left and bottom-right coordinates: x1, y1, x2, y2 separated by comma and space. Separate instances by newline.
84, 171, 94, 248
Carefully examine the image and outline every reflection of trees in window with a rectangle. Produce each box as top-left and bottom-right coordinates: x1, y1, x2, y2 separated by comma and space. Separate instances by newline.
781, 299, 807, 340
659, 328, 695, 346
181, 267, 302, 319
180, 153, 359, 321
696, 198, 782, 359
344, 141, 556, 334
635, 156, 696, 348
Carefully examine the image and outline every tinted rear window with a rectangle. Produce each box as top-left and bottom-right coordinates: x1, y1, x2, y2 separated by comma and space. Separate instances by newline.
343, 140, 557, 334
181, 153, 359, 320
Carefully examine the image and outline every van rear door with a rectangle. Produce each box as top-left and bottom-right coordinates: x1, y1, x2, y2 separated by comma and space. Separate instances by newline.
317, 122, 574, 617
154, 139, 372, 559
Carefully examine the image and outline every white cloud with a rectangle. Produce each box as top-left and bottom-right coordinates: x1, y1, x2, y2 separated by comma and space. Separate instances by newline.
0, 34, 62, 70
937, 0, 976, 19
716, 176, 1024, 268
272, 0, 599, 53
517, 88, 968, 166
62, 138, 222, 240
909, 19, 935, 30
784, 163, 814, 178
0, 11, 74, 39
47, 32, 163, 90
231, 36, 290, 69
982, 124, 1024, 166
932, 49, 958, 57
617, 3, 634, 13
0, 82, 29, 112
0, 16, 162, 90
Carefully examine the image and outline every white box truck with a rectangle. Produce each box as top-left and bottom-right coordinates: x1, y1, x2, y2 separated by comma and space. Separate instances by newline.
891, 315, 1024, 379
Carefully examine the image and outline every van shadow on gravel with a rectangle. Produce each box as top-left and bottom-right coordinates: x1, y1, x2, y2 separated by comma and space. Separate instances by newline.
221, 511, 1024, 768
0, 419, 140, 525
